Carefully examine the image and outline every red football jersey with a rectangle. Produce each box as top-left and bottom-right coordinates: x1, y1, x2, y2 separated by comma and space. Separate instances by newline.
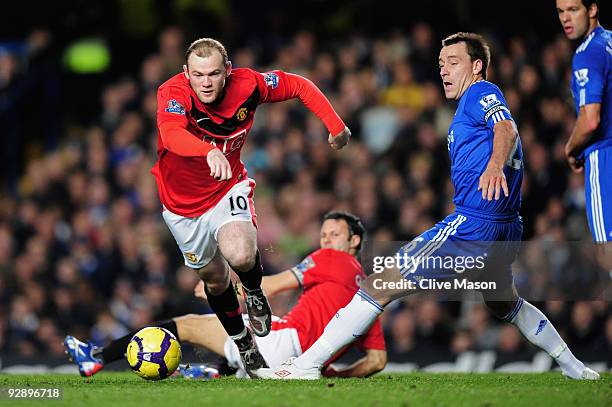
271, 248, 386, 361
152, 68, 345, 217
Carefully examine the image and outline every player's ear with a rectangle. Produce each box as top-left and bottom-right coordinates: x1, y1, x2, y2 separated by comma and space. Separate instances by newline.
349, 234, 361, 251
225, 61, 232, 77
588, 3, 598, 19
183, 64, 189, 79
472, 59, 483, 77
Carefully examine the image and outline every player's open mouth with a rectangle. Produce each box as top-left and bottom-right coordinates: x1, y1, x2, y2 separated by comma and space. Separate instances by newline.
564, 26, 573, 34
444, 82, 452, 89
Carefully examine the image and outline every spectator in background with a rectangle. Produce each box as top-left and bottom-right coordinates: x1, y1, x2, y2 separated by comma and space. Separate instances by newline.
0, 21, 607, 371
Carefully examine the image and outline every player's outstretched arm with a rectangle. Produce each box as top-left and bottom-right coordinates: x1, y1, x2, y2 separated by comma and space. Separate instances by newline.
565, 103, 601, 173
322, 349, 387, 378
478, 120, 518, 201
260, 71, 347, 147
259, 270, 300, 297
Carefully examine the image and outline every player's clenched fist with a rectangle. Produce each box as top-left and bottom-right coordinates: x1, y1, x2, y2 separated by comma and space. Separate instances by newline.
478, 165, 509, 201
207, 148, 232, 181
328, 127, 351, 150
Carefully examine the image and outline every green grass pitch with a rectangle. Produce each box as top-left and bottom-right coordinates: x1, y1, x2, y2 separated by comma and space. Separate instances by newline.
0, 372, 610, 406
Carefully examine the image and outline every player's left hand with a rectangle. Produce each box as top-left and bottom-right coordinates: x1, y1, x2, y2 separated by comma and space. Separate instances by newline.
478, 165, 509, 201
328, 127, 351, 150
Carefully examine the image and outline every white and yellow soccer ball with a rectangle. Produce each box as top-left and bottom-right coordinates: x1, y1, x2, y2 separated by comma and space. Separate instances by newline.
126, 327, 181, 380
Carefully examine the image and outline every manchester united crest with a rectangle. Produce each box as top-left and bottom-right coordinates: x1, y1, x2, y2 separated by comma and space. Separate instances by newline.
236, 107, 248, 121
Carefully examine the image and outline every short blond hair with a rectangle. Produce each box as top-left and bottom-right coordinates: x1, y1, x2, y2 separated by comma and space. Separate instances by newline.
185, 38, 228, 65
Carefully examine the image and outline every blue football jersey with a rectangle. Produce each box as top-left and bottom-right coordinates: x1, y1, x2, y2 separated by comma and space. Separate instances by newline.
447, 81, 523, 218
571, 26, 612, 156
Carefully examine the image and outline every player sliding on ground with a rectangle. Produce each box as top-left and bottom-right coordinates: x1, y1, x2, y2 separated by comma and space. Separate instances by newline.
145, 37, 351, 376
256, 33, 600, 381
64, 211, 386, 378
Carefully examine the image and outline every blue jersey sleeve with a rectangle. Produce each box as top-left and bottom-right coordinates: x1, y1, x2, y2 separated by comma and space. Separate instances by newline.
572, 44, 607, 107
465, 83, 514, 131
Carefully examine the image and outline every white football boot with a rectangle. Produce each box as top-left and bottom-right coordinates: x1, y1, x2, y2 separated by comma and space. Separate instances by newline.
255, 357, 321, 380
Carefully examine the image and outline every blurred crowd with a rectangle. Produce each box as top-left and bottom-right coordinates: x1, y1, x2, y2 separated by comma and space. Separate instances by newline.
0, 23, 609, 364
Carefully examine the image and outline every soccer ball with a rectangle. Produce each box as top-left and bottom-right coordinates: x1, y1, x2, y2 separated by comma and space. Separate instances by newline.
126, 327, 181, 380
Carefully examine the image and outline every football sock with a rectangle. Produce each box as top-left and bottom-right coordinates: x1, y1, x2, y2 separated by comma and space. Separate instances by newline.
205, 282, 245, 337
234, 250, 263, 291
506, 298, 585, 378
293, 289, 384, 370
98, 320, 179, 364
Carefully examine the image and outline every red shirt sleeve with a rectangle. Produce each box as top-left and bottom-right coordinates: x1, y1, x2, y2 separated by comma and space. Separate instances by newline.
357, 318, 386, 351
157, 85, 214, 157
256, 70, 346, 136
297, 250, 326, 290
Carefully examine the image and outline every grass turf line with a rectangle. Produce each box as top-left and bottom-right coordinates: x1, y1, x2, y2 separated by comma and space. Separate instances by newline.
0, 372, 609, 407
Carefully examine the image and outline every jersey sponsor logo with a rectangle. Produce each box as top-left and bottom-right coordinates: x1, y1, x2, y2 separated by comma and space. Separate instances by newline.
236, 107, 248, 121
263, 72, 279, 89
479, 94, 500, 111
165, 99, 186, 114
574, 68, 589, 87
202, 129, 247, 155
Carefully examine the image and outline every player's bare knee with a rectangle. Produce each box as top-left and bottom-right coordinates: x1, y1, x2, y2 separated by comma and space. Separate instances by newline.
223, 246, 257, 272
217, 221, 258, 270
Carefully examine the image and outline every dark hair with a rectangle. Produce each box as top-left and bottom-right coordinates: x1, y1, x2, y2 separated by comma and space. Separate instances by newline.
185, 38, 229, 65
582, 0, 599, 17
322, 211, 365, 251
441, 32, 491, 80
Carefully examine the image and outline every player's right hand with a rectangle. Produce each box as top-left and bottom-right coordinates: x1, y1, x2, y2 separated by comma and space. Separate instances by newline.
478, 165, 509, 201
207, 148, 232, 181
328, 127, 351, 150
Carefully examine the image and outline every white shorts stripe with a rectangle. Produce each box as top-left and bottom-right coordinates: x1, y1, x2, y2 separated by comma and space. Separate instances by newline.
588, 153, 601, 240
401, 215, 467, 276
412, 215, 467, 271
591, 151, 607, 241
400, 219, 456, 276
